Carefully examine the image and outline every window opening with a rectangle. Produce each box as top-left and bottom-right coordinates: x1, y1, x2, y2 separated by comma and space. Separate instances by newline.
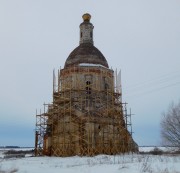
86, 81, 91, 85
90, 32, 92, 38
86, 81, 91, 94
105, 83, 109, 90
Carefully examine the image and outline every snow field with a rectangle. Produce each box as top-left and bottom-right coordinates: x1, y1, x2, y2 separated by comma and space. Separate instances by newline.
1, 153, 180, 173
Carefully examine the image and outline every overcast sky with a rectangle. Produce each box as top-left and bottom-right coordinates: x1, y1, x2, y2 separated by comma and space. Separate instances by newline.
0, 0, 180, 147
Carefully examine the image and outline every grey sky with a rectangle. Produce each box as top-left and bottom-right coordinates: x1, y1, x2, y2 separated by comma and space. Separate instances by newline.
0, 0, 180, 146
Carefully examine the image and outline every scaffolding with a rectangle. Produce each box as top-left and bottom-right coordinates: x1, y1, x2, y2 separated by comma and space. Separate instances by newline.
35, 66, 137, 156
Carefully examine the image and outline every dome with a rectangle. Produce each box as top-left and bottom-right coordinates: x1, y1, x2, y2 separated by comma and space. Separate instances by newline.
64, 43, 109, 68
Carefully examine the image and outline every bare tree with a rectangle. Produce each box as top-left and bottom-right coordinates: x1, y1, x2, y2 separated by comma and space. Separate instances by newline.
161, 101, 180, 149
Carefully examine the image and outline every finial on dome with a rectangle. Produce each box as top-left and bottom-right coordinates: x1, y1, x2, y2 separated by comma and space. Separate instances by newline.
82, 13, 91, 22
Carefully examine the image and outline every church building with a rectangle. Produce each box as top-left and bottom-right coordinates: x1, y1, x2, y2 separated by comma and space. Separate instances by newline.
35, 13, 138, 156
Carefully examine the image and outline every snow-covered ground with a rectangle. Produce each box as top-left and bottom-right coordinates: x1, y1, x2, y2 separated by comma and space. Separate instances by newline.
0, 147, 180, 173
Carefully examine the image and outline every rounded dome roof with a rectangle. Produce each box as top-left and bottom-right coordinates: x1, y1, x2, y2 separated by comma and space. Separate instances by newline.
64, 43, 109, 68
